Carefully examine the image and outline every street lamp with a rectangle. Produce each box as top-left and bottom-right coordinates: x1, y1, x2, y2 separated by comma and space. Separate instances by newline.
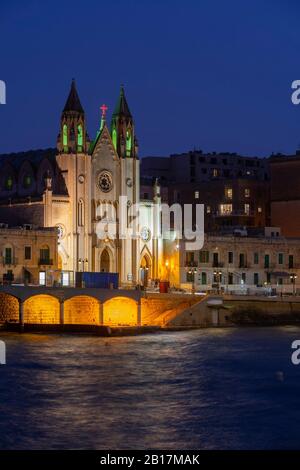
290, 273, 298, 295
213, 270, 222, 294
188, 267, 197, 294
78, 258, 88, 272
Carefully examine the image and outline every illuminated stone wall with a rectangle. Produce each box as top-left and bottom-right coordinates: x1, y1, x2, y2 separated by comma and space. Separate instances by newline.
64, 296, 99, 324
24, 295, 59, 324
0, 293, 19, 323
103, 297, 137, 326
141, 295, 199, 326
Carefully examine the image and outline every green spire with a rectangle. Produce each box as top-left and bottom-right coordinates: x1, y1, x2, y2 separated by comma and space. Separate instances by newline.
112, 85, 132, 118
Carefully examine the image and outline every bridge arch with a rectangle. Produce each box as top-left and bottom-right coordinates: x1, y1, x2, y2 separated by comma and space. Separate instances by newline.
103, 296, 138, 326
0, 293, 19, 323
24, 294, 60, 324
64, 295, 100, 324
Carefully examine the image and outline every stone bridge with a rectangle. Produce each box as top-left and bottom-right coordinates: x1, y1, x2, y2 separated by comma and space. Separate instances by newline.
0, 286, 142, 327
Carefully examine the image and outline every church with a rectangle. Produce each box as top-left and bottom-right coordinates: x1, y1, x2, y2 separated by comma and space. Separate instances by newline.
0, 81, 164, 287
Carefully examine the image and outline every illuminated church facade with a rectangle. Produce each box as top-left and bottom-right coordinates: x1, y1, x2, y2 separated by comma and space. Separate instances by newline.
0, 81, 163, 286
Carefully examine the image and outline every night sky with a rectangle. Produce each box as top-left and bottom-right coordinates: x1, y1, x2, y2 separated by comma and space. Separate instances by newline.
1, 0, 300, 157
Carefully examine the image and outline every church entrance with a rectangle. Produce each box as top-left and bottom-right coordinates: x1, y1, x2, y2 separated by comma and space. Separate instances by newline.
100, 249, 110, 272
140, 255, 151, 288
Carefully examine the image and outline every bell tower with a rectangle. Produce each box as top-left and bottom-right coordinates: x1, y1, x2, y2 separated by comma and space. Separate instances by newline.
57, 79, 90, 154
111, 85, 138, 159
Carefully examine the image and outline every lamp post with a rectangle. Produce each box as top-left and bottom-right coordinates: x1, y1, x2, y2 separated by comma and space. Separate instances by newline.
213, 270, 222, 294
290, 273, 298, 296
78, 258, 88, 272
188, 267, 197, 294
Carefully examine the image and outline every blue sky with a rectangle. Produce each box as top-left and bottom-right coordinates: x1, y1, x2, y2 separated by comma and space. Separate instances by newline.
1, 0, 300, 156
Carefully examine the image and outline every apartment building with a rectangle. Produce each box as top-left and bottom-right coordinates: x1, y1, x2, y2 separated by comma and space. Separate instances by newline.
181, 228, 300, 294
0, 224, 58, 285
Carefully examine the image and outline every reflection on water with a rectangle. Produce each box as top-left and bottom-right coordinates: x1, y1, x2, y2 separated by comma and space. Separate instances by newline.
0, 327, 300, 449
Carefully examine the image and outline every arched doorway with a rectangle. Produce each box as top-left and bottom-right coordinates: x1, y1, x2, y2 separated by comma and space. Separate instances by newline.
140, 254, 151, 287
100, 249, 110, 272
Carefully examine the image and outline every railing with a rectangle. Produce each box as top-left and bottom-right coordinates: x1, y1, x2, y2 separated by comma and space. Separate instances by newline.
212, 262, 224, 268
185, 261, 198, 267
214, 210, 255, 217
38, 258, 53, 266
1, 256, 18, 266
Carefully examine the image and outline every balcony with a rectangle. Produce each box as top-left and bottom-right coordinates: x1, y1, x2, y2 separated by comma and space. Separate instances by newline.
2, 256, 18, 266
38, 258, 53, 266
215, 210, 255, 217
212, 262, 224, 268
185, 261, 198, 267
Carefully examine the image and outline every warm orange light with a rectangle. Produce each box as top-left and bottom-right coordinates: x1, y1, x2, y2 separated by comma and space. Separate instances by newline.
103, 297, 137, 326
64, 296, 99, 324
24, 295, 59, 324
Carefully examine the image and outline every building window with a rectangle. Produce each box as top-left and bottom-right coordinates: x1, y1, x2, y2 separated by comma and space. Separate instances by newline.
61, 272, 70, 287
278, 253, 284, 265
254, 252, 259, 264
77, 124, 83, 150
112, 127, 117, 150
24, 246, 31, 260
289, 255, 294, 269
63, 124, 68, 149
244, 188, 250, 198
212, 168, 219, 177
225, 188, 233, 199
228, 272, 233, 285
266, 272, 271, 283
5, 176, 13, 190
4, 247, 12, 265
241, 273, 246, 284
39, 271, 46, 286
201, 272, 207, 285
126, 129, 132, 157
78, 199, 84, 227
40, 247, 50, 264
185, 252, 196, 266
23, 174, 32, 188
212, 252, 219, 267
239, 253, 246, 268
264, 254, 270, 269
228, 251, 233, 264
254, 273, 259, 285
206, 205, 211, 214
244, 203, 250, 215
199, 250, 209, 263
194, 191, 199, 199
258, 206, 262, 213
220, 204, 232, 215
186, 271, 194, 283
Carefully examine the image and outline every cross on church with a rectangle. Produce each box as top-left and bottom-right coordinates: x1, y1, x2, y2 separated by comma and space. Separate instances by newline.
100, 104, 108, 118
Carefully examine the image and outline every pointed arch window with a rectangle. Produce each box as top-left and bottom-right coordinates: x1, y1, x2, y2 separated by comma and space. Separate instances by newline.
63, 124, 68, 150
78, 199, 84, 227
23, 174, 32, 189
126, 129, 132, 157
5, 175, 13, 191
77, 124, 83, 151
112, 127, 117, 150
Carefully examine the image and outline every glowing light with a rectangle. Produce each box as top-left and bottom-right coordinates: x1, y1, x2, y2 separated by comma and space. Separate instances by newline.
64, 296, 99, 324
24, 295, 59, 324
103, 297, 137, 326
63, 124, 68, 148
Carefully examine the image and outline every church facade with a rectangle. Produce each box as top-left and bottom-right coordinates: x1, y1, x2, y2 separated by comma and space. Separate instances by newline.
0, 81, 163, 286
